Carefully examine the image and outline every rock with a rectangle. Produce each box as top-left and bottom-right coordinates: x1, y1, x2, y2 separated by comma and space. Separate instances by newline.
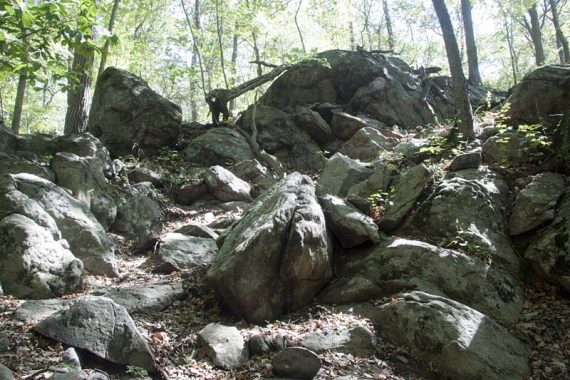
62, 347, 82, 370
378, 164, 431, 231
0, 153, 55, 181
330, 111, 368, 140
393, 138, 428, 159
185, 127, 255, 166
14, 298, 76, 324
338, 127, 392, 161
207, 173, 332, 323
228, 159, 279, 191
448, 150, 482, 172
0, 173, 117, 276
110, 186, 162, 243
350, 291, 530, 380
319, 195, 379, 248
198, 324, 248, 370
0, 364, 14, 380
174, 223, 219, 240
317, 153, 373, 197
525, 196, 570, 292
294, 106, 333, 144
0, 332, 10, 352
0, 214, 83, 299
404, 169, 520, 272
509, 173, 566, 235
174, 179, 208, 205
249, 334, 273, 356
505, 64, 570, 124
300, 326, 376, 357
102, 282, 186, 314
34, 297, 155, 372
271, 347, 321, 379
127, 167, 163, 186
157, 233, 218, 269
203, 166, 252, 202
482, 131, 539, 166
0, 127, 58, 157
320, 238, 523, 325
87, 67, 181, 157
346, 160, 394, 199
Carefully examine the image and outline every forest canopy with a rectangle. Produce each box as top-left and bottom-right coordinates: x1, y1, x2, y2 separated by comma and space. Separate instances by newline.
0, 0, 568, 134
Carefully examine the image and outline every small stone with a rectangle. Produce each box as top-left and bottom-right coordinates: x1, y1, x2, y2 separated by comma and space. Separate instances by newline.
249, 334, 273, 356
62, 347, 82, 370
272, 347, 321, 379
198, 324, 248, 370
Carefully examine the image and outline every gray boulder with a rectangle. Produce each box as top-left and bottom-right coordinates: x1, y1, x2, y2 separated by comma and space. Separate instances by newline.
338, 127, 391, 162
509, 173, 566, 235
203, 166, 252, 202
110, 186, 162, 243
185, 128, 254, 166
320, 238, 523, 326
300, 326, 376, 357
448, 150, 482, 172
0, 364, 14, 380
525, 195, 570, 292
198, 324, 248, 370
14, 298, 76, 324
346, 160, 394, 199
174, 179, 208, 205
34, 297, 155, 372
157, 233, 218, 269
174, 223, 219, 240
350, 292, 530, 380
102, 282, 186, 314
207, 173, 332, 323
393, 138, 428, 159
378, 164, 431, 231
271, 347, 321, 379
317, 153, 373, 197
294, 106, 333, 144
228, 159, 279, 191
0, 214, 83, 299
127, 167, 163, 186
87, 67, 181, 157
330, 111, 369, 140
319, 195, 379, 248
482, 131, 537, 166
0, 153, 55, 181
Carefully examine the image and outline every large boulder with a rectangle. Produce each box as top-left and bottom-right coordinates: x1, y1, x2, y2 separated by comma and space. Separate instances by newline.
0, 153, 55, 181
403, 169, 520, 273
102, 282, 186, 314
198, 324, 248, 370
350, 292, 530, 380
0, 173, 117, 276
87, 67, 182, 157
294, 106, 333, 144
157, 233, 218, 270
34, 297, 156, 372
320, 239, 523, 325
185, 127, 255, 166
0, 214, 83, 299
317, 153, 373, 197
207, 173, 332, 323
203, 166, 252, 202
505, 64, 570, 124
524, 195, 570, 292
338, 127, 392, 162
482, 131, 540, 166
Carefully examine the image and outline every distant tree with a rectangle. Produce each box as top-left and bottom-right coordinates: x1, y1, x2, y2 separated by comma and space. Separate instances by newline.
382, 0, 395, 51
461, 0, 482, 85
432, 0, 474, 138
97, 0, 121, 79
522, 3, 546, 65
548, 0, 569, 63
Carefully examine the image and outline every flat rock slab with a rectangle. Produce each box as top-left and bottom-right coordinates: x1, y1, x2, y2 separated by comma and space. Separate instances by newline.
103, 282, 186, 314
14, 298, 77, 324
448, 150, 482, 172
158, 233, 218, 269
34, 296, 155, 372
272, 347, 321, 379
198, 324, 248, 370
300, 326, 376, 357
174, 223, 219, 240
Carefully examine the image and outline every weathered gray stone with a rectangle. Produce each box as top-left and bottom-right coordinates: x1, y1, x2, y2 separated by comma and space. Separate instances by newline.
198, 324, 248, 370
228, 159, 279, 191
103, 282, 186, 314
272, 347, 321, 379
203, 166, 252, 202
34, 297, 155, 372
317, 153, 373, 197
448, 150, 482, 172
349, 292, 530, 380
393, 138, 428, 159
378, 164, 431, 231
14, 298, 76, 324
294, 106, 333, 144
174, 223, 219, 240
509, 173, 566, 235
346, 160, 394, 199
482, 131, 536, 166
127, 167, 163, 186
0, 363, 15, 380
185, 128, 255, 166
300, 326, 376, 357
174, 179, 208, 205
319, 195, 379, 248
87, 67, 181, 157
110, 186, 162, 243
158, 233, 218, 269
207, 173, 332, 323
338, 127, 391, 162
330, 111, 368, 140
249, 334, 273, 356
0, 153, 55, 181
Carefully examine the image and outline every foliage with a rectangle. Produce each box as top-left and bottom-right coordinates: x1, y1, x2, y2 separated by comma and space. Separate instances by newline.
125, 365, 148, 377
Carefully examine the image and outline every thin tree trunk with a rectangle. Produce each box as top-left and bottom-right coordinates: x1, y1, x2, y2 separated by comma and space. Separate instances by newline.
349, 21, 355, 50
11, 71, 27, 134
549, 0, 569, 63
382, 0, 394, 51
215, 0, 229, 88
432, 0, 474, 139
528, 4, 546, 65
181, 0, 207, 97
461, 0, 482, 85
98, 0, 120, 78
252, 30, 263, 76
295, 0, 306, 53
229, 31, 239, 112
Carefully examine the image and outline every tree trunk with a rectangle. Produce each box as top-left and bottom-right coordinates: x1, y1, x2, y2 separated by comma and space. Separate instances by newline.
382, 0, 394, 51
349, 21, 355, 50
549, 0, 569, 63
295, 0, 306, 53
432, 0, 474, 139
215, 0, 229, 88
461, 0, 482, 85
97, 0, 120, 79
11, 71, 27, 134
229, 31, 239, 112
252, 30, 263, 76
528, 4, 546, 65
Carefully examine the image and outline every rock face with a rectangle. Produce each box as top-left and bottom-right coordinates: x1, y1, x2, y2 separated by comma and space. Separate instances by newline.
0, 173, 117, 276
157, 233, 218, 269
448, 150, 482, 172
525, 196, 570, 292
354, 292, 530, 380
271, 347, 321, 379
203, 166, 252, 202
320, 239, 523, 325
87, 67, 182, 157
110, 186, 162, 243
317, 153, 373, 197
198, 324, 248, 370
34, 297, 155, 372
185, 128, 255, 166
338, 127, 391, 161
482, 131, 536, 166
103, 282, 186, 314
404, 169, 520, 272
0, 214, 83, 299
294, 106, 333, 144
300, 326, 376, 357
505, 64, 570, 124
207, 173, 332, 323
509, 173, 566, 235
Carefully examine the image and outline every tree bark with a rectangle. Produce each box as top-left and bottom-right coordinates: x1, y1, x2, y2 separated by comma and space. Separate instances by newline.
295, 0, 306, 53
11, 71, 27, 134
549, 0, 569, 63
527, 4, 546, 65
461, 0, 482, 85
432, 0, 474, 139
215, 0, 229, 88
97, 0, 120, 79
229, 31, 239, 112
382, 0, 394, 51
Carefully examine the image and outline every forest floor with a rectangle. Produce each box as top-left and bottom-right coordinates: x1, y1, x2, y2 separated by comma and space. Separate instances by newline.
1, 197, 569, 380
